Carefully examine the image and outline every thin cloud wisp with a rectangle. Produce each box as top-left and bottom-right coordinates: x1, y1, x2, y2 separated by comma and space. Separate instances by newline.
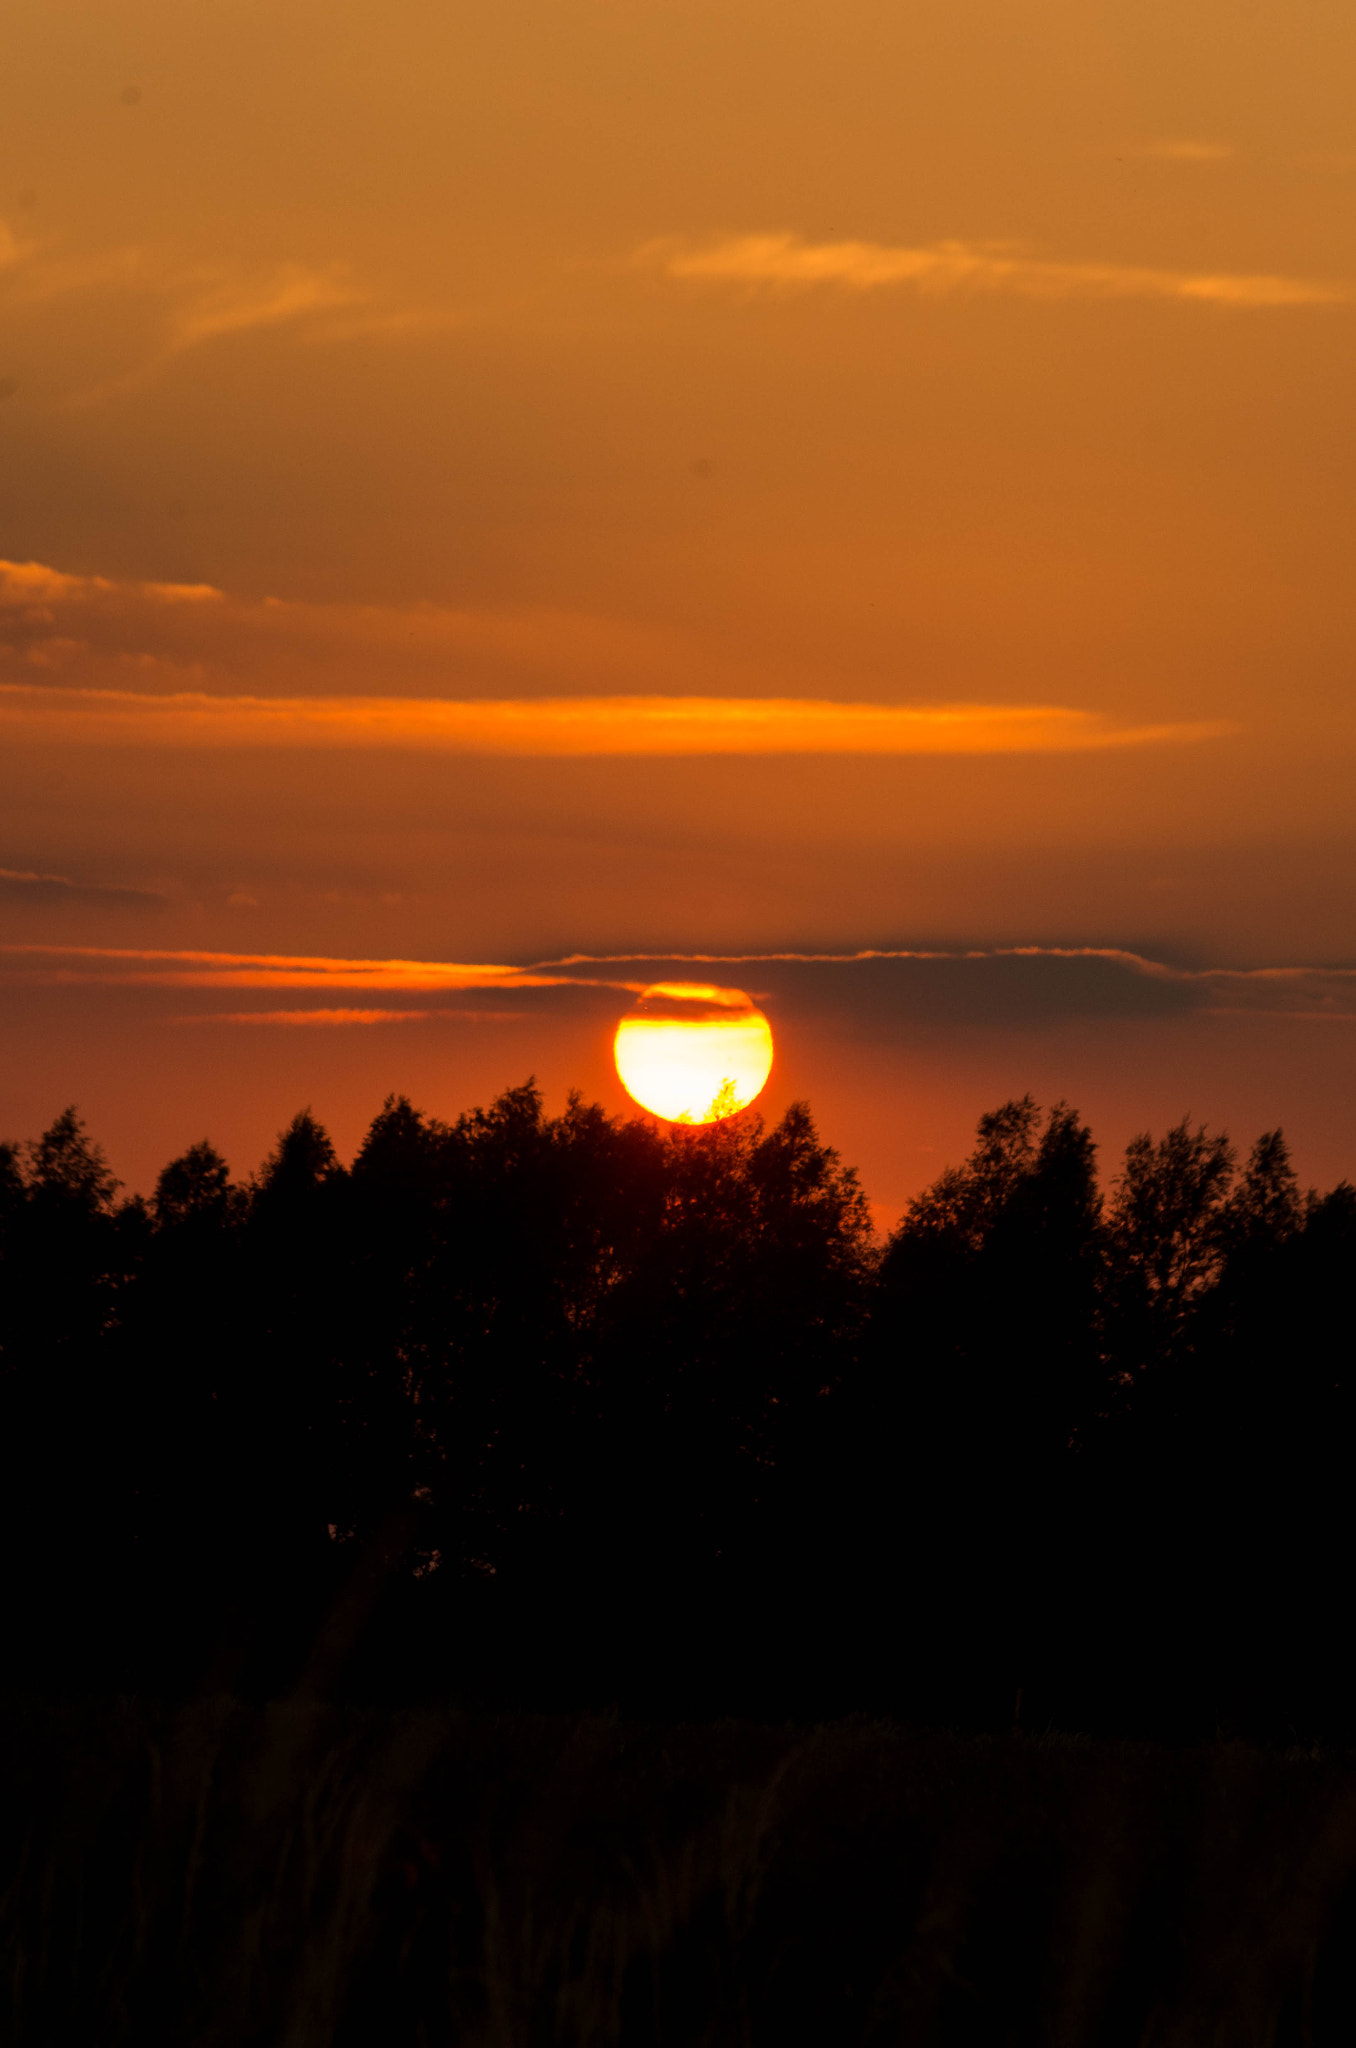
651, 234, 1350, 310
0, 687, 1234, 756
0, 945, 583, 995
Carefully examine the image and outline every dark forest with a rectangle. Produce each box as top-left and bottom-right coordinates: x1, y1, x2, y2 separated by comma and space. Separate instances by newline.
3, 1084, 1352, 1738
8, 1085, 1356, 2046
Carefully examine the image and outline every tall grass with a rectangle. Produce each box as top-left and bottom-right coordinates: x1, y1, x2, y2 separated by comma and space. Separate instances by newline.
4, 1698, 1356, 2046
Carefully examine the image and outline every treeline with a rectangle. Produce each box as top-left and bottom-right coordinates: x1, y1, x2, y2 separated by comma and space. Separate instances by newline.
1, 1086, 1353, 1732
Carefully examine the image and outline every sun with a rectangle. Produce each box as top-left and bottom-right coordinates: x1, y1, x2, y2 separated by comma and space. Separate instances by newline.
613, 982, 774, 1124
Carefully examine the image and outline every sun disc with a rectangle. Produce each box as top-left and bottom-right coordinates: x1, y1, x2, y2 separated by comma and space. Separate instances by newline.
613, 982, 774, 1124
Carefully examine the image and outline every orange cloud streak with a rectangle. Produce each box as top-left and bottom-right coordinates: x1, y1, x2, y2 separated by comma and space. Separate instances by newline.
653, 234, 1350, 309
0, 686, 1233, 755
180, 1008, 435, 1025
0, 946, 646, 1008
173, 1007, 531, 1025
0, 944, 573, 992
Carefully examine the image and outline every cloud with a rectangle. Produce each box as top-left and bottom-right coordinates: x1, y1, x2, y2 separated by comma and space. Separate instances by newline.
0, 866, 167, 910
0, 944, 584, 993
175, 1006, 527, 1026
9, 942, 1356, 1035
177, 1008, 430, 1026
0, 560, 221, 610
1, 561, 115, 606
541, 947, 1356, 1030
0, 556, 800, 701
165, 263, 363, 352
0, 562, 1243, 749
0, 232, 371, 405
649, 234, 1349, 310
0, 684, 1233, 756
4, 240, 363, 347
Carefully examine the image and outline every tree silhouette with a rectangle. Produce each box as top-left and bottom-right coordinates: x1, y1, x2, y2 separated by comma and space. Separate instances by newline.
1, 1081, 1355, 1727
24, 1104, 120, 1215
1105, 1116, 1235, 1370
153, 1139, 233, 1230
876, 1097, 1105, 1457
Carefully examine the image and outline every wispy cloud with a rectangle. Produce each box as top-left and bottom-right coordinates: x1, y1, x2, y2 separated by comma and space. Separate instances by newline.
649, 233, 1349, 309
178, 1007, 431, 1026
165, 263, 363, 352
0, 560, 222, 609
0, 685, 1233, 756
175, 1006, 527, 1026
1134, 140, 1234, 163
0, 865, 166, 910
0, 556, 800, 702
0, 229, 371, 406
0, 945, 581, 993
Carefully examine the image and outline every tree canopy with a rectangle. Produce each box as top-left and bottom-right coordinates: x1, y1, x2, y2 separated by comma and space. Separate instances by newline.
1, 1084, 1352, 1734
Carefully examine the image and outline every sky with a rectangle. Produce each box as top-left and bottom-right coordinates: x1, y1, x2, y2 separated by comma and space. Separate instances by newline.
4, 0, 1356, 1218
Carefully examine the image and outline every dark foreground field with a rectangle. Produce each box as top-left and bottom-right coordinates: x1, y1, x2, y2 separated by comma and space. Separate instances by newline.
6, 1698, 1356, 2048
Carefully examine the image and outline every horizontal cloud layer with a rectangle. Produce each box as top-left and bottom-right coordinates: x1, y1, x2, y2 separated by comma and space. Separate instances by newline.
0, 564, 1243, 754
547, 948, 1356, 1029
7, 943, 1356, 1031
652, 234, 1350, 309
0, 686, 1231, 756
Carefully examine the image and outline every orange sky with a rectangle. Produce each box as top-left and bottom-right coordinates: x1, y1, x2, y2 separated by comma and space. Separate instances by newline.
4, 0, 1356, 1211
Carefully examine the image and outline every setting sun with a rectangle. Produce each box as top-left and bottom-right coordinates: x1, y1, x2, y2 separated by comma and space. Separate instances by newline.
613, 983, 774, 1124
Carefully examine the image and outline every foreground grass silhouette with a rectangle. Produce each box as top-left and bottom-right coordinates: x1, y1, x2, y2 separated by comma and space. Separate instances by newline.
5, 1697, 1356, 2047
